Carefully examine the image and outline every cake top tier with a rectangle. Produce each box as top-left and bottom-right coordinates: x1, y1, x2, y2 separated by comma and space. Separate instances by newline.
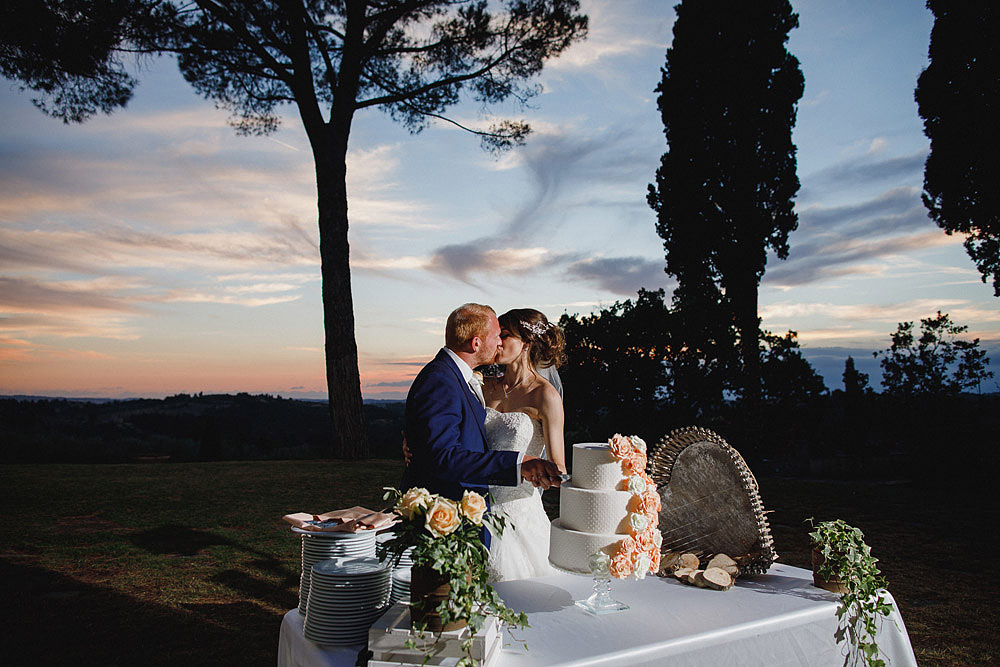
571, 443, 623, 490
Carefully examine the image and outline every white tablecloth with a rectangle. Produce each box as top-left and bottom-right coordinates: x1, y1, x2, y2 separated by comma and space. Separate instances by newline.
277, 563, 917, 667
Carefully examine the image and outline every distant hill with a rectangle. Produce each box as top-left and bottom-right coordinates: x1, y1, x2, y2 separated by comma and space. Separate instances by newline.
0, 393, 405, 463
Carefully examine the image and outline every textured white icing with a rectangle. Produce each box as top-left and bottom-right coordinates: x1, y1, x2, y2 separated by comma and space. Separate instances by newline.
549, 518, 621, 574
558, 483, 633, 534
570, 443, 624, 490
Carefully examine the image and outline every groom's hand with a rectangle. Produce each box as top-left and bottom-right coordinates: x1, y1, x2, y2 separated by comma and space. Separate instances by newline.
521, 456, 562, 490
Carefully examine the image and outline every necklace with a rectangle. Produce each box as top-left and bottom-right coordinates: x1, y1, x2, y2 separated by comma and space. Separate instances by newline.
503, 374, 530, 398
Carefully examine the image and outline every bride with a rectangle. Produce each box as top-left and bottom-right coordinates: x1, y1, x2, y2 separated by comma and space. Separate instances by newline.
482, 308, 567, 582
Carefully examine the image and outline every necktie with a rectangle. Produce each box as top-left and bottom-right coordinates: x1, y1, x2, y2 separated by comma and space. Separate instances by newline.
469, 372, 486, 408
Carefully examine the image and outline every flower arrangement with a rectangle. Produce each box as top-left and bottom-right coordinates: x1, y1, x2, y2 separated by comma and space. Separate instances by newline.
590, 434, 662, 580
379, 487, 528, 643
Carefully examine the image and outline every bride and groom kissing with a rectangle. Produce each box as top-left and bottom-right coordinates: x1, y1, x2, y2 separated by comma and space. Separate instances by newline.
401, 303, 567, 581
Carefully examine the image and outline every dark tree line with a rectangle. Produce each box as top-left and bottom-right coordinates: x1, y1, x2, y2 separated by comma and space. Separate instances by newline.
558, 289, 995, 479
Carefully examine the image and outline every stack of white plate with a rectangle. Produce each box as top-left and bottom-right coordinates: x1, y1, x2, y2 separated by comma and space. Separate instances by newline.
389, 567, 411, 606
295, 528, 377, 614
303, 557, 392, 646
376, 532, 414, 570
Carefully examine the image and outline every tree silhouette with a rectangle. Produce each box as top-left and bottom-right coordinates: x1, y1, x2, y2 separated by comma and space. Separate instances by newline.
875, 311, 993, 396
1, 0, 587, 458
915, 0, 1000, 296
842, 356, 871, 399
759, 330, 826, 406
558, 289, 673, 436
647, 0, 803, 447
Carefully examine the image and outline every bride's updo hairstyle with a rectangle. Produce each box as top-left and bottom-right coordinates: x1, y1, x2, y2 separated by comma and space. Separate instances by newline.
499, 308, 567, 370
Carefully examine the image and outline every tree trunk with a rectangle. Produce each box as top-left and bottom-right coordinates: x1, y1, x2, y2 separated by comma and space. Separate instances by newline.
313, 123, 368, 459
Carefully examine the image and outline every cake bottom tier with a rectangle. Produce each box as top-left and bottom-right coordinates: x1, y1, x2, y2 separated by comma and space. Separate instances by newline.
548, 518, 625, 574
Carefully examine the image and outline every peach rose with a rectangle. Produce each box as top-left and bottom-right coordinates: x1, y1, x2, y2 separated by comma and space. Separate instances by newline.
620, 534, 639, 556
636, 528, 656, 551
608, 433, 630, 459
639, 490, 661, 515
609, 551, 633, 579
460, 490, 487, 525
424, 497, 461, 537
647, 546, 661, 574
396, 487, 432, 520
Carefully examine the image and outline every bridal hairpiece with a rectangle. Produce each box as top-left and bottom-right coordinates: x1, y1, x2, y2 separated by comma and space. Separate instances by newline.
519, 319, 552, 336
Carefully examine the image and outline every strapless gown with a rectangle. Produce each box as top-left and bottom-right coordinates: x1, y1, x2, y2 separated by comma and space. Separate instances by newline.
484, 407, 558, 582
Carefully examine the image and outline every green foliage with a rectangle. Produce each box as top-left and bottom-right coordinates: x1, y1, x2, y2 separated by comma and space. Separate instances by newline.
875, 311, 993, 396
647, 0, 804, 409
915, 0, 1000, 296
808, 519, 893, 667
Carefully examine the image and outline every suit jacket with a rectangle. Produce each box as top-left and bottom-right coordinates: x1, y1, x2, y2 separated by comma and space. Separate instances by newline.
402, 349, 519, 502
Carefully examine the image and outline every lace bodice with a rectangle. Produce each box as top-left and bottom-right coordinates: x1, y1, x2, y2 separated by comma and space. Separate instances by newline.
484, 407, 546, 504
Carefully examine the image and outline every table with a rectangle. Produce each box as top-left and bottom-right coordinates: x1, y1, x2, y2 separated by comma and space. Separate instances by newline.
277, 564, 918, 667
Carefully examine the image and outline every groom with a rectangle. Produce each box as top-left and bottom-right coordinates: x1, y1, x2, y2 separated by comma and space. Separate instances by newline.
402, 303, 561, 524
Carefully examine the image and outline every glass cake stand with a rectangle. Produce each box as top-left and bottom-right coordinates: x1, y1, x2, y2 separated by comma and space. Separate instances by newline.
550, 561, 629, 615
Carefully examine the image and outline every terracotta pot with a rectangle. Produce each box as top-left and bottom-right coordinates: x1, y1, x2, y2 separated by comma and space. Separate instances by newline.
409, 565, 468, 632
811, 547, 849, 594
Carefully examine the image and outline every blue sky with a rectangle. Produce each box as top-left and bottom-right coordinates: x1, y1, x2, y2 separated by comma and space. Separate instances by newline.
1, 0, 997, 400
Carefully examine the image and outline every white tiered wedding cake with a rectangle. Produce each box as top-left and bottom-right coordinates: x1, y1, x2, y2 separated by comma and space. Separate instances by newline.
549, 435, 662, 579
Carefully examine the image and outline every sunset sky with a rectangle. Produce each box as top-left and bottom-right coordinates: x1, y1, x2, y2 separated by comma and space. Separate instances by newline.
1, 0, 997, 401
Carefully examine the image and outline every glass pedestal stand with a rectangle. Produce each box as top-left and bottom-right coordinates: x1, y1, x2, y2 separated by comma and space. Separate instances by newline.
575, 574, 629, 615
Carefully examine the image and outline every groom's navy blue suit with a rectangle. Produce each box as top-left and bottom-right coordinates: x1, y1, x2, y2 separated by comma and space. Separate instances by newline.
402, 349, 519, 511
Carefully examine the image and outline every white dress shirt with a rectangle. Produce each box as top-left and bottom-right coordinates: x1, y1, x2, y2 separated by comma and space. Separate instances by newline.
441, 347, 524, 482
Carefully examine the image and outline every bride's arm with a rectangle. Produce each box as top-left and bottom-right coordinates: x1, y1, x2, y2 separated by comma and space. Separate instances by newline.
538, 385, 567, 474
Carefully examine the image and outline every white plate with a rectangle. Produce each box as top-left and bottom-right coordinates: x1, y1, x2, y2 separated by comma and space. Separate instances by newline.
312, 557, 388, 575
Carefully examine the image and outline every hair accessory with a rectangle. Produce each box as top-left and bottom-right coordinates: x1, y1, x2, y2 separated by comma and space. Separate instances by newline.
519, 319, 552, 336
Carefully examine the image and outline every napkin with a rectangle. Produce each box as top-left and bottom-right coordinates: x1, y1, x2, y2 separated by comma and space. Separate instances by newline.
283, 505, 398, 532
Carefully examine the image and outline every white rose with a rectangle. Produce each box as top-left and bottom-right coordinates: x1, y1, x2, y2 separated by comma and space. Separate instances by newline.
631, 551, 651, 580
627, 474, 647, 495
629, 435, 647, 454
629, 512, 650, 533
652, 529, 663, 548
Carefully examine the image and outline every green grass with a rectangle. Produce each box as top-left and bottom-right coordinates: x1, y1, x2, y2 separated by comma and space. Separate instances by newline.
1, 460, 403, 666
2, 461, 997, 666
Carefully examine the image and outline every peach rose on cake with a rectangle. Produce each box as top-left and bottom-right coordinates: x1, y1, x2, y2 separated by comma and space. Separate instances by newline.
425, 497, 462, 537
647, 546, 661, 573
459, 490, 487, 525
639, 489, 661, 516
609, 550, 633, 579
608, 433, 631, 459
621, 449, 647, 476
396, 487, 432, 520
636, 527, 658, 551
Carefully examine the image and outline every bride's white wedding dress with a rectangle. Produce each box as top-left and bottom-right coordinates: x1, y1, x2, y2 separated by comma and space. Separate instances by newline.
484, 407, 557, 582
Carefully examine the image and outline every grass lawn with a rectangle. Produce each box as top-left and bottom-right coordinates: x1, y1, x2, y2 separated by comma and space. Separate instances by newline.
2, 460, 997, 666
